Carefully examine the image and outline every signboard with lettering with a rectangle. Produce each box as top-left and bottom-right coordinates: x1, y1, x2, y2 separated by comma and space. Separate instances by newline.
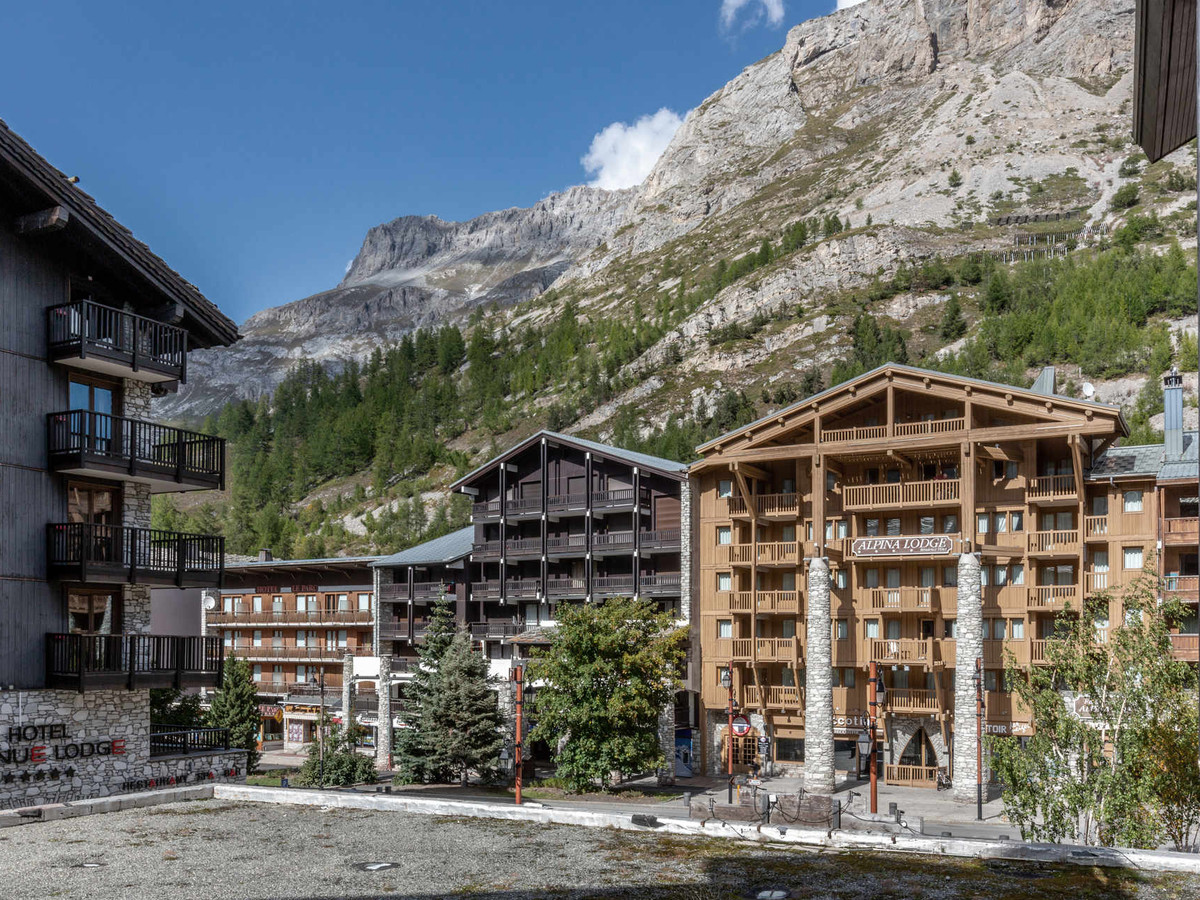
851, 535, 955, 558
1, 724, 126, 766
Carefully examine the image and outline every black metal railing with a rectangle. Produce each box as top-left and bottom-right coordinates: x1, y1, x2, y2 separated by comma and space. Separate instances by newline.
149, 724, 231, 757
47, 300, 188, 382
47, 410, 224, 489
46, 633, 224, 691
47, 523, 224, 587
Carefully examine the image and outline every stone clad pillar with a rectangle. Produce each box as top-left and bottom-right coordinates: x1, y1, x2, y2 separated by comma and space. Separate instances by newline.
804, 557, 834, 795
952, 552, 983, 803
375, 655, 392, 771
341, 653, 354, 730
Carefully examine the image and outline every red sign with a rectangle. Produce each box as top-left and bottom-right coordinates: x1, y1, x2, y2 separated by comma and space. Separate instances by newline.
731, 715, 751, 737
851, 535, 955, 557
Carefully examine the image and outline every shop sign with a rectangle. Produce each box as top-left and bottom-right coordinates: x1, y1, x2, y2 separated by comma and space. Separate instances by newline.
985, 721, 1032, 736
833, 714, 869, 732
1, 724, 125, 765
258, 705, 283, 722
851, 535, 955, 558
255, 585, 318, 594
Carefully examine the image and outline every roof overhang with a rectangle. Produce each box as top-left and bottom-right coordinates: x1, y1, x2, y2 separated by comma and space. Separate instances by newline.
1134, 0, 1197, 162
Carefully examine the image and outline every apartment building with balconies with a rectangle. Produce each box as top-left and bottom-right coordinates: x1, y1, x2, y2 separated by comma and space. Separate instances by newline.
210, 552, 379, 748
691, 363, 1186, 790
0, 120, 245, 806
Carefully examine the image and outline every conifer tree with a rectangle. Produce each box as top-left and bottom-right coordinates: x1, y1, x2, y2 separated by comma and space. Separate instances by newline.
421, 629, 504, 786
393, 596, 459, 783
940, 294, 967, 340
206, 655, 262, 773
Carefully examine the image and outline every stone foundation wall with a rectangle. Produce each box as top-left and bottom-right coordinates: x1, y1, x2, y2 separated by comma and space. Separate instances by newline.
0, 688, 245, 810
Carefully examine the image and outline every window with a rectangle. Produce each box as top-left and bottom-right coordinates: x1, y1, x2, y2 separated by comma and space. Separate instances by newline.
718, 480, 733, 499
1011, 563, 1024, 585
977, 513, 990, 534
834, 570, 848, 589
782, 572, 796, 591
358, 593, 371, 611
835, 619, 849, 640
1010, 619, 1024, 640
780, 667, 796, 686
223, 596, 234, 614
886, 518, 901, 536
885, 568, 900, 589
782, 619, 796, 639
943, 514, 958, 534
919, 516, 934, 535
984, 670, 999, 692
717, 572, 732, 592
865, 619, 880, 639
1123, 547, 1144, 570
826, 472, 837, 491
716, 666, 731, 687
886, 619, 901, 640
296, 630, 308, 648
717, 526, 732, 545
717, 619, 733, 639
782, 478, 795, 494
865, 568, 879, 589
824, 520, 833, 540
943, 566, 958, 587
782, 525, 796, 542
994, 513, 1007, 534
943, 619, 957, 638
252, 630, 263, 647
919, 566, 936, 588
840, 668, 856, 688
336, 593, 350, 611
865, 519, 880, 537
1123, 490, 1144, 513
981, 566, 990, 586
1091, 495, 1109, 516
296, 665, 308, 682
776, 738, 804, 763
252, 595, 263, 612
835, 520, 849, 539
992, 619, 1007, 640
993, 565, 1007, 587
252, 665, 262, 682
1010, 511, 1023, 532
272, 595, 284, 613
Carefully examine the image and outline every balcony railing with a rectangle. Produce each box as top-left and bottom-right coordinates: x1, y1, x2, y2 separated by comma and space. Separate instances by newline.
894, 417, 965, 437
547, 492, 588, 512
755, 590, 800, 614
545, 576, 587, 598
744, 685, 803, 708
639, 573, 682, 595
823, 424, 887, 443
47, 300, 188, 383
640, 529, 681, 551
1170, 634, 1199, 662
47, 523, 223, 587
230, 643, 362, 660
207, 609, 373, 626
729, 493, 801, 517
592, 488, 647, 510
1165, 518, 1200, 545
868, 638, 936, 666
1165, 575, 1200, 602
1027, 530, 1080, 555
471, 499, 501, 519
1029, 584, 1079, 608
46, 633, 223, 691
148, 725, 231, 757
469, 621, 523, 640
505, 537, 542, 558
593, 531, 634, 553
756, 542, 800, 565
471, 580, 501, 601
48, 411, 224, 491
753, 638, 798, 662
505, 578, 542, 600
884, 764, 940, 788
546, 534, 587, 555
1028, 474, 1076, 501
378, 619, 431, 641
472, 540, 503, 558
715, 591, 754, 612
886, 689, 941, 714
378, 582, 453, 602
843, 479, 960, 510
868, 587, 938, 612
1083, 516, 1109, 539
594, 575, 635, 597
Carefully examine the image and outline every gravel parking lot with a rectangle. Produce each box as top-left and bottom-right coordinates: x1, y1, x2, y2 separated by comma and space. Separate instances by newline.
0, 799, 1196, 899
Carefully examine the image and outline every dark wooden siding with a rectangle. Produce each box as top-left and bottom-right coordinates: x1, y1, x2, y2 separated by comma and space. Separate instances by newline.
1135, 0, 1198, 162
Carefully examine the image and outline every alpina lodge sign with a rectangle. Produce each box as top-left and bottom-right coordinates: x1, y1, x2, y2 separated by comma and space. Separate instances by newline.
850, 535, 956, 557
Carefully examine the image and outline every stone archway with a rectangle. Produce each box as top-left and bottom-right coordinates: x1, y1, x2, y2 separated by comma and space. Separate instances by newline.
899, 727, 938, 768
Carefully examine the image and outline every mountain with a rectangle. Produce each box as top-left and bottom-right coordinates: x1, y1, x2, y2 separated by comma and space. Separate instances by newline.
162, 0, 1179, 428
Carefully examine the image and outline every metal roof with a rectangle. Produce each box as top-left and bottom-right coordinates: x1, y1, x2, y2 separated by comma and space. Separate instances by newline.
225, 555, 380, 571
1087, 431, 1199, 482
372, 526, 474, 568
451, 430, 688, 492
697, 363, 1126, 453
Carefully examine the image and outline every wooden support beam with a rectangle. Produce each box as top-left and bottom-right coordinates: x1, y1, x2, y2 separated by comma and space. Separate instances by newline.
886, 448, 914, 469
733, 468, 756, 522
732, 461, 771, 483
15, 205, 69, 236
976, 444, 1024, 463
1069, 434, 1085, 497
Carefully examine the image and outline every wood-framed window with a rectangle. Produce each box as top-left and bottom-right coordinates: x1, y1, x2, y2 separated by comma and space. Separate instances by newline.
66, 588, 121, 634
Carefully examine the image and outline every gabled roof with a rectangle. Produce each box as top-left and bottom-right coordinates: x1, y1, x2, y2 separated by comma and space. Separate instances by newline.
696, 364, 1127, 455
371, 526, 474, 568
0, 119, 238, 348
1087, 432, 1198, 483
452, 430, 688, 492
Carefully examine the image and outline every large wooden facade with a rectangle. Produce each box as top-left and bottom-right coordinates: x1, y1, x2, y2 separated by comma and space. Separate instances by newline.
692, 365, 1190, 783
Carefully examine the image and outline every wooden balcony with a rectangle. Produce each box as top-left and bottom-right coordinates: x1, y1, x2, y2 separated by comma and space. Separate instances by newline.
756, 542, 800, 566
502, 497, 542, 519
48, 411, 224, 492
593, 575, 635, 598
231, 643, 361, 661
207, 609, 373, 626
744, 684, 804, 709
1165, 575, 1200, 603
1031, 640, 1051, 664
505, 578, 542, 600
843, 478, 960, 511
753, 638, 800, 662
46, 633, 222, 691
1170, 634, 1199, 662
546, 492, 588, 513
755, 590, 801, 614
471, 580, 501, 601
592, 488, 647, 513
47, 523, 223, 588
1027, 474, 1077, 503
1027, 530, 1080, 556
1165, 518, 1200, 546
469, 621, 523, 640
983, 639, 1030, 667
868, 586, 938, 612
472, 540, 503, 560
471, 499, 501, 520
728, 493, 801, 518
822, 424, 887, 443
868, 638, 937, 666
545, 576, 587, 599
886, 689, 941, 715
639, 573, 681, 596
640, 529, 681, 552
885, 764, 941, 788
714, 591, 754, 612
47, 300, 188, 384
894, 417, 965, 438
593, 531, 634, 555
546, 534, 588, 556
377, 581, 454, 602
1029, 584, 1079, 608
1085, 572, 1115, 594
1083, 516, 1109, 540
505, 537, 542, 559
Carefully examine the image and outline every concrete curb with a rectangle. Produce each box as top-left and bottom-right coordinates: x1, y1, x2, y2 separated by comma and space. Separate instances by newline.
212, 785, 1200, 875
0, 785, 215, 827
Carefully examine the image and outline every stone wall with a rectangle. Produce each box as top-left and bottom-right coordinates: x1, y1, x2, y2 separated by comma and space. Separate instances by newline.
122, 379, 154, 633
952, 552, 983, 803
0, 688, 245, 810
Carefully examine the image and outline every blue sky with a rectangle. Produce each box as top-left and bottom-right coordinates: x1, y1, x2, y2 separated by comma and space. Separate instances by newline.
2, 0, 843, 323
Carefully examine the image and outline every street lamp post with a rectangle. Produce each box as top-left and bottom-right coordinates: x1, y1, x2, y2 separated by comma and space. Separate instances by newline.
867, 661, 886, 814
310, 669, 325, 788
720, 667, 735, 804
973, 657, 984, 821
510, 665, 524, 806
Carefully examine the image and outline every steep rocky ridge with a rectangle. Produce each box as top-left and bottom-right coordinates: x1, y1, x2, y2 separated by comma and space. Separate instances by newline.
163, 0, 1169, 425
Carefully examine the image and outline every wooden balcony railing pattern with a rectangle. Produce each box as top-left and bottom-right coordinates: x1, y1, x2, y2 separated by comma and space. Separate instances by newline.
756, 542, 800, 565
1165, 575, 1200, 601
47, 523, 224, 588
744, 685, 804, 708
472, 540, 503, 558
1028, 530, 1080, 554
755, 591, 800, 613
868, 638, 936, 665
229, 643, 364, 660
47, 300, 188, 382
469, 621, 523, 640
593, 575, 636, 597
46, 633, 223, 691
639, 573, 682, 595
547, 493, 588, 512
753, 638, 798, 662
505, 537, 542, 558
545, 576, 587, 598
823, 424, 887, 443
593, 531, 634, 552
894, 417, 966, 437
729, 493, 801, 517
1027, 474, 1076, 500
377, 582, 453, 602
868, 587, 937, 611
640, 529, 682, 550
1083, 516, 1109, 539
1029, 584, 1079, 608
885, 689, 940, 714
546, 534, 588, 554
48, 410, 224, 490
1165, 517, 1200, 545
884, 764, 941, 788
592, 488, 648, 510
207, 609, 373, 626
715, 543, 754, 565
843, 479, 960, 510
1170, 634, 1199, 662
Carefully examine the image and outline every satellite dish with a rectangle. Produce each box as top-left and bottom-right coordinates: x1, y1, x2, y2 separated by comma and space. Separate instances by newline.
203, 592, 218, 611
1081, 382, 1096, 399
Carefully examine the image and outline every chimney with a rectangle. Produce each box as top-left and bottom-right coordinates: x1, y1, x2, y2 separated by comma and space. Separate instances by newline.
1031, 366, 1056, 396
1164, 367, 1184, 460
258, 548, 273, 562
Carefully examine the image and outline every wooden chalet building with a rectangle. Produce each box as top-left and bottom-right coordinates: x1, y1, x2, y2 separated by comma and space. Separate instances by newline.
692, 364, 1192, 789
0, 119, 245, 806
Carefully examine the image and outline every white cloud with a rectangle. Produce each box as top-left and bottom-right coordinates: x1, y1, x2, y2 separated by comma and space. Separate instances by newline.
836, 0, 867, 8
719, 0, 785, 30
581, 108, 685, 191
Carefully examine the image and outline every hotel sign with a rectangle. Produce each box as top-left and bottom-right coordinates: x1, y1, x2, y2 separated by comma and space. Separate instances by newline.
850, 536, 955, 558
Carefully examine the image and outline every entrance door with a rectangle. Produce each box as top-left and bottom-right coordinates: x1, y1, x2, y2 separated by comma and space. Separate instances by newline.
899, 728, 938, 768
68, 375, 119, 454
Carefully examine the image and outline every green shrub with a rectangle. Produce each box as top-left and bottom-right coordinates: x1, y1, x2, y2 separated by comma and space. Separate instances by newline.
1111, 183, 1140, 210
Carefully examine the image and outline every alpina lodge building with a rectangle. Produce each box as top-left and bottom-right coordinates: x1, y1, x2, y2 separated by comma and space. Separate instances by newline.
0, 120, 244, 808
692, 364, 1196, 789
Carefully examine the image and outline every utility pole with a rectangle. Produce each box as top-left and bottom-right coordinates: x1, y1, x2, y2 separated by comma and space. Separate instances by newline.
511, 665, 524, 805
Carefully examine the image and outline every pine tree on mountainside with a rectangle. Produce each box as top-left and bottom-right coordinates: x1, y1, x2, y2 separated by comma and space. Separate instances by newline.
206, 655, 262, 773
420, 629, 504, 787
393, 595, 459, 783
940, 294, 967, 340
